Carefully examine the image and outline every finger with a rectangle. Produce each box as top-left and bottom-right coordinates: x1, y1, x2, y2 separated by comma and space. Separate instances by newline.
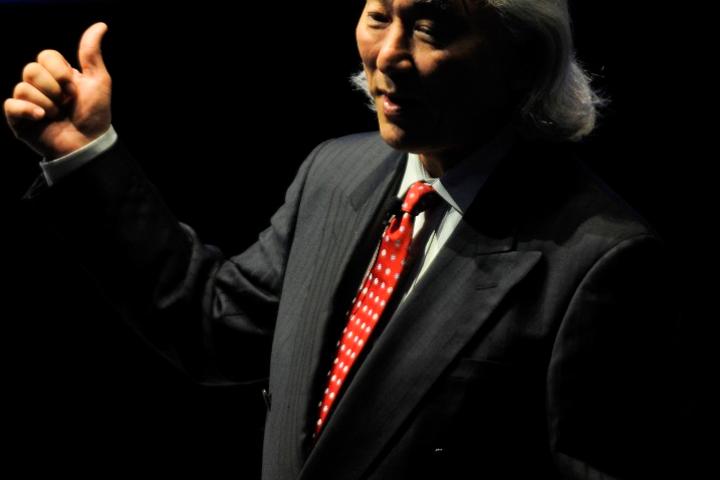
78, 22, 109, 76
37, 49, 74, 87
22, 62, 63, 102
13, 82, 59, 117
4, 98, 45, 126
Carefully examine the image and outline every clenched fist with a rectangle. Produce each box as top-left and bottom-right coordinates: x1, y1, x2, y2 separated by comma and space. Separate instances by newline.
4, 22, 112, 159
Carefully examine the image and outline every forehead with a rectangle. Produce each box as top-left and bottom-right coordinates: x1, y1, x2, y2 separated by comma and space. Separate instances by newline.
367, 0, 482, 19
412, 0, 451, 9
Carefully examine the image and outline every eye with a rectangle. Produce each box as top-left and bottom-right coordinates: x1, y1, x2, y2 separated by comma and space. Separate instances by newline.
367, 11, 390, 25
415, 18, 457, 45
415, 23, 436, 37
415, 22, 445, 43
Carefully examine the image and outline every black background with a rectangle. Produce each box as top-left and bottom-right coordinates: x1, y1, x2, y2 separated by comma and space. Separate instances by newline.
0, 0, 710, 476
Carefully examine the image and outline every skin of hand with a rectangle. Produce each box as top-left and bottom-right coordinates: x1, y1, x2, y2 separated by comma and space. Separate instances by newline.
4, 22, 112, 159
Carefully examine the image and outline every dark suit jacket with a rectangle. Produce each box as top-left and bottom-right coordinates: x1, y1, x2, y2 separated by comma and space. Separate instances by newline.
22, 131, 682, 479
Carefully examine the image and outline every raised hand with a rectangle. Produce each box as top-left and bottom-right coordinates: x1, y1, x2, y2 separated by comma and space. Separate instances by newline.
4, 22, 112, 159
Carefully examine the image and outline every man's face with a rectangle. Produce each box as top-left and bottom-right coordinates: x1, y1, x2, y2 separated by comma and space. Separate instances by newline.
356, 0, 516, 158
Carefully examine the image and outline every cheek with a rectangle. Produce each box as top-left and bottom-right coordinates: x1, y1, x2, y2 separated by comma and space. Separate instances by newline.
421, 63, 473, 109
425, 57, 499, 110
355, 27, 377, 69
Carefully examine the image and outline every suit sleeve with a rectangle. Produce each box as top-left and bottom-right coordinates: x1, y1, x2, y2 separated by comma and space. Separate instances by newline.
547, 233, 684, 479
20, 139, 326, 386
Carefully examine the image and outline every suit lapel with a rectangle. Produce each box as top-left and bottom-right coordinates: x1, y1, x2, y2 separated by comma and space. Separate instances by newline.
298, 140, 545, 480
273, 140, 408, 465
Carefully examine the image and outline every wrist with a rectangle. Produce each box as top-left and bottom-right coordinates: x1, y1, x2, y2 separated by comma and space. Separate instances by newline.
40, 126, 117, 186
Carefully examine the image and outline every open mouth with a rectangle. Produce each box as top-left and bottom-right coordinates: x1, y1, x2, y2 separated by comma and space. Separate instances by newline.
380, 94, 421, 117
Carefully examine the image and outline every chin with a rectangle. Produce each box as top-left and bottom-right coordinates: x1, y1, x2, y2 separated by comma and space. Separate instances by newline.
378, 118, 420, 152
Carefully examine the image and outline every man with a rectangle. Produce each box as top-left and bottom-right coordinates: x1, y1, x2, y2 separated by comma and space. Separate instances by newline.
5, 1, 682, 478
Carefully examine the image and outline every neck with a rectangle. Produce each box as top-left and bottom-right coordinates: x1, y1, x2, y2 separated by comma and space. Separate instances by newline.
417, 122, 515, 177
418, 144, 478, 177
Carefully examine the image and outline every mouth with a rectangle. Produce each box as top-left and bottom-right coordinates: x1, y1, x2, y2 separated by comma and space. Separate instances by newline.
377, 91, 421, 117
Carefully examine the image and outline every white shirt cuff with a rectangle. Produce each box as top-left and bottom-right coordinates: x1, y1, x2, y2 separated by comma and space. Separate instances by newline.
39, 125, 118, 186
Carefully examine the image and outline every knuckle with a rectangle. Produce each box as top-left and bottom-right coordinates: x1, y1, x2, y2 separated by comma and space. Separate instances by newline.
3, 99, 22, 122
38, 49, 72, 79
13, 82, 30, 99
37, 49, 59, 63
22, 62, 42, 80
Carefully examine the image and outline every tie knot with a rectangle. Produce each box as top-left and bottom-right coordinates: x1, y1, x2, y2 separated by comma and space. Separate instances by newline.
401, 181, 437, 216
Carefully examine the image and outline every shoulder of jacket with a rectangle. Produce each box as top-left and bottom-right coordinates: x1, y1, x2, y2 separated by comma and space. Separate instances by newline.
303, 131, 401, 178
511, 142, 664, 263
310, 131, 391, 159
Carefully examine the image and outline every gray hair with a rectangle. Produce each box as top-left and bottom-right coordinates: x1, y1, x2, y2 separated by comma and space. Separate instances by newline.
351, 0, 606, 142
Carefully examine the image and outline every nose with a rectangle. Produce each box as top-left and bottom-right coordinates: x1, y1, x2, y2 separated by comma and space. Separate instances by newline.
376, 22, 413, 75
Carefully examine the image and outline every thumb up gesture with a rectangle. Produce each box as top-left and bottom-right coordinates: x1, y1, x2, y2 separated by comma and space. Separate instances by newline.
4, 22, 112, 159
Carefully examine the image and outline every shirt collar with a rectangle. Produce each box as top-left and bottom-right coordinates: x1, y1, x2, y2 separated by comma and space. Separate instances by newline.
397, 125, 516, 214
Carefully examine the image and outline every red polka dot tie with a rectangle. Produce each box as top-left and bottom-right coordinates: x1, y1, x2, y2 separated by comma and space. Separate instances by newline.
315, 181, 437, 436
